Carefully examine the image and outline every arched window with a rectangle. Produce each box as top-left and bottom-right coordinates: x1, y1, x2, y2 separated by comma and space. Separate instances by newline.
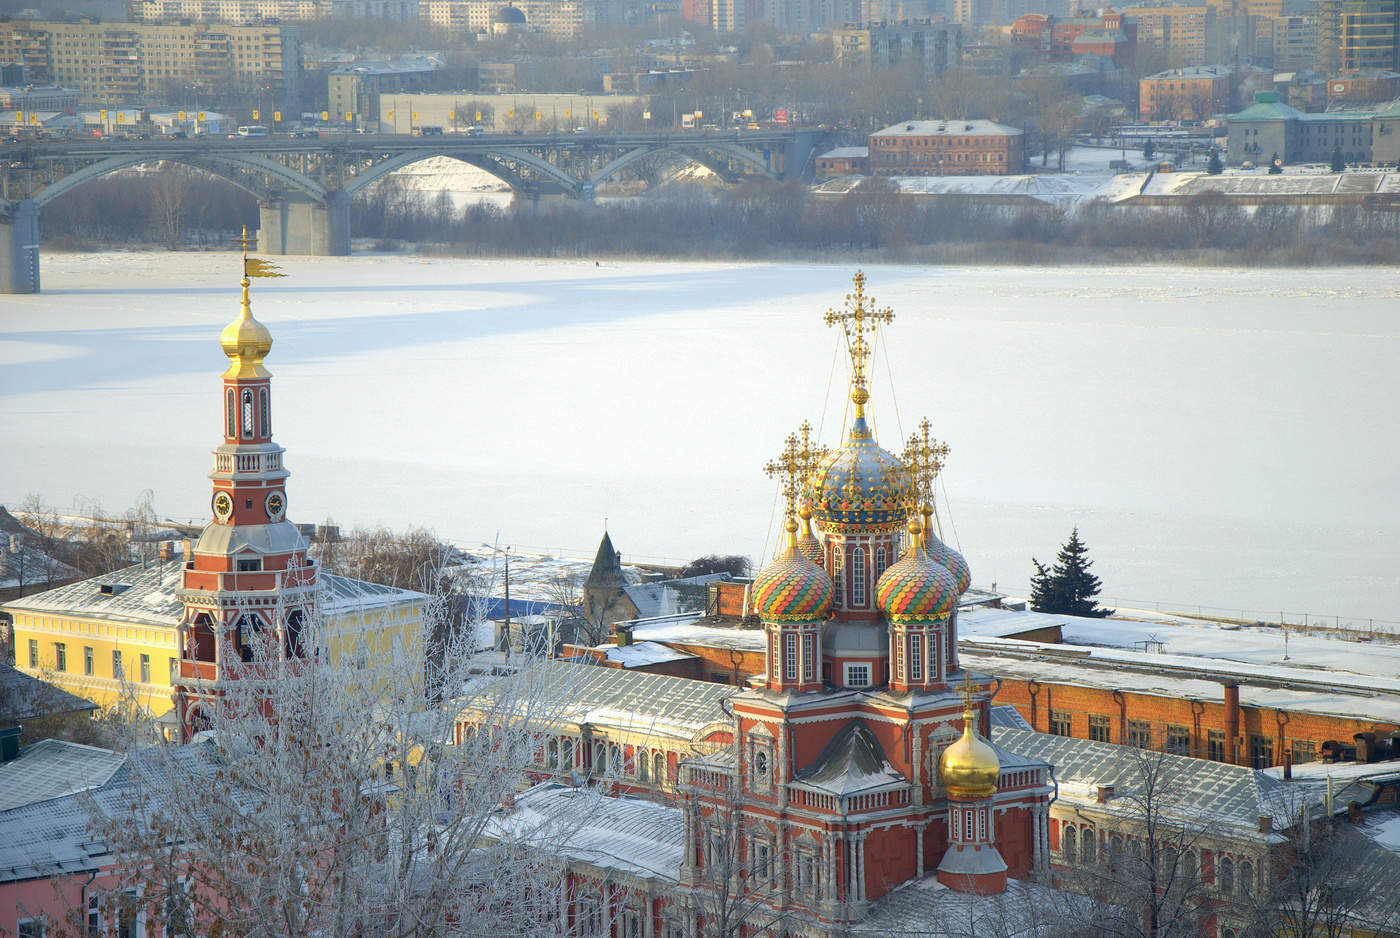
1082, 829, 1097, 864
562, 737, 574, 770
547, 739, 559, 769
284, 610, 305, 658
832, 551, 844, 606
610, 744, 623, 775
226, 388, 237, 438
1219, 857, 1234, 894
910, 633, 924, 682
755, 749, 769, 784
784, 632, 797, 681
1063, 826, 1077, 863
875, 546, 887, 579
259, 388, 271, 437
240, 388, 254, 439
638, 748, 649, 782
1238, 859, 1253, 895
654, 751, 666, 784
593, 741, 607, 775
851, 547, 867, 606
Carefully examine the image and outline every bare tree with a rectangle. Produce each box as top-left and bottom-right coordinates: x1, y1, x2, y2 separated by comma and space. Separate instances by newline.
78, 566, 599, 938
1058, 747, 1216, 938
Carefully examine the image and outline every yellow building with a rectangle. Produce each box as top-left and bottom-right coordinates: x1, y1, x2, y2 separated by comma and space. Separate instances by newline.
4, 556, 425, 732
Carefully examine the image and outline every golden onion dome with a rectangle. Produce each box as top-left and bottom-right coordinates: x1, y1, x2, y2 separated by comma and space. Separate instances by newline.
220, 276, 274, 379
752, 520, 834, 623
938, 705, 1001, 800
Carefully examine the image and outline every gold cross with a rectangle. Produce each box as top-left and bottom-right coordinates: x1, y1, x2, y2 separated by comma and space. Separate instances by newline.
903, 417, 951, 507
824, 270, 894, 413
763, 432, 804, 525
232, 225, 255, 270
793, 420, 829, 488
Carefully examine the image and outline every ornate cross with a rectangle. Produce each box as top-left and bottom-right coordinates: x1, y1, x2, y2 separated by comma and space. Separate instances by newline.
763, 432, 804, 527
824, 270, 894, 412
903, 417, 951, 508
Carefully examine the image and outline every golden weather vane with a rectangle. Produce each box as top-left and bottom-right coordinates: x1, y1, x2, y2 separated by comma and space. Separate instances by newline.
233, 225, 285, 280
824, 270, 894, 417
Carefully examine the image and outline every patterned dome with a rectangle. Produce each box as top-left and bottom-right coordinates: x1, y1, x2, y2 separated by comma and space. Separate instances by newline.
805, 416, 917, 535
795, 508, 823, 565
752, 541, 834, 623
923, 531, 971, 595
876, 550, 958, 623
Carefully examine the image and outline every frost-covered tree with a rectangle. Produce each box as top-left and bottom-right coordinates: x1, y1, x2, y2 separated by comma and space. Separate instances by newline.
82, 566, 599, 938
1029, 528, 1113, 618
1206, 151, 1223, 175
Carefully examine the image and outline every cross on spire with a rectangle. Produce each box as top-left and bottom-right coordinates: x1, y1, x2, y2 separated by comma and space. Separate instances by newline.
903, 417, 951, 509
764, 432, 804, 530
792, 420, 829, 515
824, 270, 894, 417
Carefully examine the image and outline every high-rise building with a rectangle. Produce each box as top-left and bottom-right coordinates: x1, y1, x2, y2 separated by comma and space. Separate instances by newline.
0, 20, 301, 107
1334, 0, 1399, 69
832, 20, 962, 79
1123, 3, 1218, 65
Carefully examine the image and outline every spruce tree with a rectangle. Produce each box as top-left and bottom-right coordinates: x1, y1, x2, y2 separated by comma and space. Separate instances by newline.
1028, 528, 1114, 618
1329, 145, 1345, 173
1207, 150, 1223, 175
1143, 139, 1156, 161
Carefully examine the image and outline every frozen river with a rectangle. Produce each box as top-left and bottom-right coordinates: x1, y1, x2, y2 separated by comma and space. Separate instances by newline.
3, 253, 1397, 626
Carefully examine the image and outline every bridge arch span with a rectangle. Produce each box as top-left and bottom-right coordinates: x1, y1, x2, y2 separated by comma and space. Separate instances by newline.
345, 148, 576, 198
586, 141, 777, 191
34, 153, 325, 208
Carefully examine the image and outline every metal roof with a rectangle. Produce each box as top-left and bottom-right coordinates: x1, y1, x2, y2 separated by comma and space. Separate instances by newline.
0, 738, 122, 812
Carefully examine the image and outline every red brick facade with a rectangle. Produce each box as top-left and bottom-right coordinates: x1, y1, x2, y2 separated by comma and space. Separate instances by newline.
868, 120, 1026, 176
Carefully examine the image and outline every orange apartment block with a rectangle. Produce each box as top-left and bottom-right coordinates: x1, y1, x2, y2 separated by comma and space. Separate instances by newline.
1124, 4, 1218, 66
1139, 64, 1234, 119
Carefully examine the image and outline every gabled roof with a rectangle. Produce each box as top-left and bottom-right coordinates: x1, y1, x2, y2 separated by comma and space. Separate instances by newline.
994, 726, 1292, 836
584, 532, 628, 590
1231, 98, 1305, 121
0, 738, 122, 812
0, 559, 425, 626
0, 663, 97, 724
794, 720, 907, 796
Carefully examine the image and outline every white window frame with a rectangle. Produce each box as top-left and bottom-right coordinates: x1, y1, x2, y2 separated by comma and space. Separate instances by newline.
784, 632, 797, 681
851, 546, 867, 606
845, 663, 871, 687
802, 632, 815, 681
910, 633, 924, 682
17, 917, 46, 938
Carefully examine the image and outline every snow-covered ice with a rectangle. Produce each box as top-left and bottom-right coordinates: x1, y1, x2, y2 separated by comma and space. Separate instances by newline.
2, 254, 1397, 623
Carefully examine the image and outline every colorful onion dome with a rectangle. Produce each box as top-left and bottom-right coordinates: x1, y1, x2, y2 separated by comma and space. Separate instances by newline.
939, 704, 1001, 800
804, 415, 917, 535
924, 531, 971, 596
795, 505, 823, 565
752, 522, 834, 623
877, 522, 958, 623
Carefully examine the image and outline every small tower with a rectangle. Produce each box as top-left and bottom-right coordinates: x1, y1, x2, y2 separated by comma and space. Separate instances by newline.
754, 432, 833, 693
876, 519, 957, 694
937, 679, 1007, 895
175, 239, 315, 741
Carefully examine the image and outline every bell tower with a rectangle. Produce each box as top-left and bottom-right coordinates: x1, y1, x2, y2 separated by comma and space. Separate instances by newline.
174, 239, 317, 741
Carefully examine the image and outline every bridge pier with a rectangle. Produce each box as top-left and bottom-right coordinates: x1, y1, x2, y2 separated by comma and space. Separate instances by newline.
0, 200, 40, 294
258, 190, 350, 257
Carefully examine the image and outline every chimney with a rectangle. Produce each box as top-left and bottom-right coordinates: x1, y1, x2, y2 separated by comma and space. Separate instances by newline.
1096, 785, 1114, 803
159, 540, 173, 562
1259, 815, 1273, 833
1284, 749, 1293, 780
1223, 683, 1241, 764
1347, 801, 1363, 824
183, 539, 194, 563
615, 624, 632, 647
0, 726, 20, 762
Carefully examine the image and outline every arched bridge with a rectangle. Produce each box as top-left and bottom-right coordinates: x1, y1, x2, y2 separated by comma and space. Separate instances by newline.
0, 129, 828, 293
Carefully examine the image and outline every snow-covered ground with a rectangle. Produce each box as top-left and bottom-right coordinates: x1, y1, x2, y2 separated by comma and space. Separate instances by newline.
2, 255, 1397, 624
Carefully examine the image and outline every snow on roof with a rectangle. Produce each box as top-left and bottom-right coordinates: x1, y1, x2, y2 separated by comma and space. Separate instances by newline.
466, 660, 737, 741
622, 574, 723, 619
0, 663, 97, 723
793, 721, 907, 797
1144, 171, 1400, 198
819, 146, 869, 158
873, 119, 1022, 137
449, 545, 642, 608
0, 559, 425, 626
853, 871, 1093, 934
629, 618, 768, 652
598, 641, 696, 668
489, 784, 683, 882
959, 606, 1071, 638
0, 739, 123, 813
994, 726, 1291, 835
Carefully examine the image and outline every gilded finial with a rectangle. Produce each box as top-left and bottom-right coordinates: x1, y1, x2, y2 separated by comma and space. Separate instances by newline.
764, 432, 805, 552
960, 671, 977, 720
903, 417, 950, 536
906, 517, 923, 557
824, 271, 894, 421
220, 226, 278, 379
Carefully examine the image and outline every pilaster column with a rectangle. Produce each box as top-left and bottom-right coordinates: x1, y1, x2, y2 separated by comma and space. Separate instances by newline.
915, 821, 928, 877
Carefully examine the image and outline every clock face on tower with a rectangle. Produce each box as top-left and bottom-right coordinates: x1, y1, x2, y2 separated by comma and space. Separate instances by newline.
265, 491, 285, 521
213, 491, 234, 522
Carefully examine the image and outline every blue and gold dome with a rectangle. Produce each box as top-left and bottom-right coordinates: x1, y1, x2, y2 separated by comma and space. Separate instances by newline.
805, 412, 918, 535
752, 523, 834, 623
877, 523, 958, 623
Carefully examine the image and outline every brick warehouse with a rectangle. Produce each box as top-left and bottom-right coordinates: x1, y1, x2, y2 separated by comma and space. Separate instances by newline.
867, 118, 1026, 176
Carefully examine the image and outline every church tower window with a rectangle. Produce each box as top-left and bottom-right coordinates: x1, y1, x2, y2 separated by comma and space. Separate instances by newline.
802, 633, 815, 681
240, 388, 254, 438
851, 547, 866, 605
259, 388, 271, 436
875, 546, 887, 579
226, 388, 236, 438
784, 633, 797, 681
910, 633, 924, 682
832, 552, 844, 606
